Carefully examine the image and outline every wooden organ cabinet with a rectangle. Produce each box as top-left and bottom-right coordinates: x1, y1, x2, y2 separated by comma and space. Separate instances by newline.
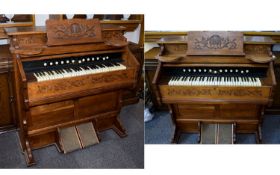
6, 19, 139, 165
153, 32, 276, 144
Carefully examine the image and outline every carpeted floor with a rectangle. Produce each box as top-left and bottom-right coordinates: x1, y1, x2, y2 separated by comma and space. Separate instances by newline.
0, 100, 144, 168
145, 110, 280, 144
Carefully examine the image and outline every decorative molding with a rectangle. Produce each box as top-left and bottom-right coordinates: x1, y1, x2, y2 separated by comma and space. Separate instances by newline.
193, 35, 237, 50
167, 88, 263, 97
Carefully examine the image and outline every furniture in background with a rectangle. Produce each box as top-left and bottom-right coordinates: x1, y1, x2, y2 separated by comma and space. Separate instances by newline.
0, 45, 16, 132
0, 15, 35, 132
0, 14, 35, 39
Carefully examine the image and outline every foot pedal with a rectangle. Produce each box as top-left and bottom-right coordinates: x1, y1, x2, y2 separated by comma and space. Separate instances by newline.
76, 122, 99, 148
58, 126, 82, 154
217, 124, 234, 144
200, 123, 234, 144
200, 123, 217, 144
58, 122, 100, 154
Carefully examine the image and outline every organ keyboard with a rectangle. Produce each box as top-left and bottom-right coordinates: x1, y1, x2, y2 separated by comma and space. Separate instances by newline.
6, 19, 139, 165
153, 31, 276, 144
24, 53, 126, 82
167, 67, 264, 87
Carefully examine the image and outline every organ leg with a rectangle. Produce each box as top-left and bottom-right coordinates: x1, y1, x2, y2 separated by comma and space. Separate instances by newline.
23, 140, 35, 166
197, 122, 201, 143
112, 117, 127, 138
256, 106, 264, 144
168, 104, 181, 143
233, 123, 237, 144
171, 127, 181, 144
256, 124, 262, 144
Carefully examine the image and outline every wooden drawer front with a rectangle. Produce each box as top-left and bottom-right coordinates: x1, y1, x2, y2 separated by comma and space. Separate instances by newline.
77, 91, 119, 118
177, 104, 215, 119
220, 104, 258, 119
29, 100, 74, 130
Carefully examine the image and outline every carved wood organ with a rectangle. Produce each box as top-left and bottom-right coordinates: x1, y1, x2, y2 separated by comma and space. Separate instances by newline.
6, 19, 139, 165
153, 31, 276, 143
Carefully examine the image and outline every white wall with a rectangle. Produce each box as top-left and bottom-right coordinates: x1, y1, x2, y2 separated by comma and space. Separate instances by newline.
144, 43, 159, 52
35, 14, 49, 26
124, 24, 141, 44
0, 39, 8, 45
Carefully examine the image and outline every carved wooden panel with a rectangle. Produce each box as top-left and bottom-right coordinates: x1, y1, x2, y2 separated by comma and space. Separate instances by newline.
102, 30, 127, 46
187, 31, 244, 56
160, 86, 271, 103
46, 19, 103, 46
27, 69, 135, 104
11, 34, 46, 49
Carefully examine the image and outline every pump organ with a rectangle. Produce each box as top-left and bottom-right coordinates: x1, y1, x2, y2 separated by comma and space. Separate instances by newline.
6, 19, 139, 165
153, 31, 276, 143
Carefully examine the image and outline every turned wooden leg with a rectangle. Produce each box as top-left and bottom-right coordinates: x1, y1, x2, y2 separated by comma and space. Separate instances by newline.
112, 117, 127, 138
55, 130, 63, 153
24, 140, 35, 166
197, 122, 201, 144
256, 125, 262, 144
171, 127, 181, 144
233, 123, 237, 144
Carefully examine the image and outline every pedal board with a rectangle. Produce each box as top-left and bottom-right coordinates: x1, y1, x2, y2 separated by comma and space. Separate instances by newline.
200, 123, 234, 144
58, 122, 100, 153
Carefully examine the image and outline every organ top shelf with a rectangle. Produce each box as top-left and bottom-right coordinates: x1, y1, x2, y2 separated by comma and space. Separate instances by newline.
4, 24, 126, 36
155, 32, 276, 64
157, 35, 276, 44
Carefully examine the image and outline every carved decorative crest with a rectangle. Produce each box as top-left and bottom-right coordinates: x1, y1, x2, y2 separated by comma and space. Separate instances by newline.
193, 35, 237, 50
46, 19, 103, 46
187, 31, 244, 56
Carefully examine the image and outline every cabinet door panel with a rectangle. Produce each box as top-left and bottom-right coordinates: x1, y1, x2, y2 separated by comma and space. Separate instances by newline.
0, 73, 13, 127
77, 91, 120, 118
